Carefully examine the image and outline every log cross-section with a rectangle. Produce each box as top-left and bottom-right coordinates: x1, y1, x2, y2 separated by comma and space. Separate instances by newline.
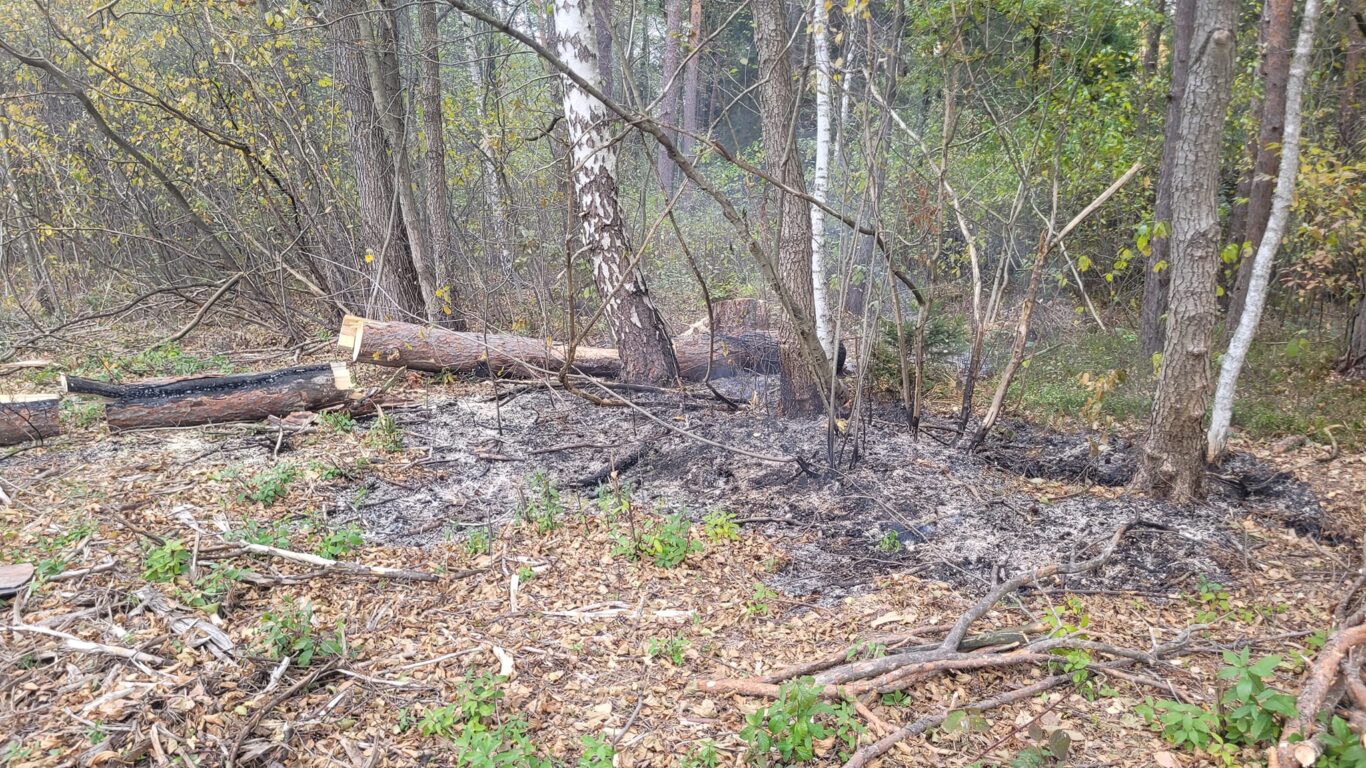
0, 394, 61, 446
63, 364, 358, 431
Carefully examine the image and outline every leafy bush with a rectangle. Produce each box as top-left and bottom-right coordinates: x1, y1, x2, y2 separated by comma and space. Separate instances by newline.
747, 582, 778, 617
142, 539, 189, 582
520, 472, 564, 533
646, 634, 689, 665
417, 674, 551, 768
576, 735, 614, 768
869, 314, 967, 394
611, 512, 702, 568
316, 524, 364, 560
678, 740, 720, 768
1135, 649, 1295, 766
319, 411, 355, 432
257, 602, 346, 667
594, 481, 633, 521
877, 530, 901, 553
235, 519, 291, 548
740, 677, 862, 765
463, 528, 491, 556
702, 508, 740, 542
242, 464, 296, 506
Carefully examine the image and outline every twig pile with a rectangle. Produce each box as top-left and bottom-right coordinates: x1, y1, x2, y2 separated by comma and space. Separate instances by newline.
699, 524, 1200, 766
1271, 537, 1366, 767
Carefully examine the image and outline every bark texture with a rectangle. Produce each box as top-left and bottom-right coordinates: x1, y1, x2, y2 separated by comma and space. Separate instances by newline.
67, 364, 357, 431
0, 395, 60, 446
553, 0, 678, 385
330, 1, 426, 321
754, 0, 823, 415
1133, 0, 1239, 503
679, 0, 703, 156
1339, 1, 1365, 152
1139, 0, 1196, 355
1227, 0, 1293, 325
810, 0, 835, 360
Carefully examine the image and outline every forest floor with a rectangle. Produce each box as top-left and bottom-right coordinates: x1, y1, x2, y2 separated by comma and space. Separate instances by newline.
2, 355, 1365, 767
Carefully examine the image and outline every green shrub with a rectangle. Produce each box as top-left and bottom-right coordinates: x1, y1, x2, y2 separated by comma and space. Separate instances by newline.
417, 674, 551, 767
257, 602, 346, 667
242, 464, 296, 506
869, 314, 967, 394
611, 512, 702, 568
463, 528, 491, 556
646, 634, 689, 665
520, 472, 564, 533
746, 582, 778, 617
740, 677, 862, 765
316, 524, 364, 560
877, 530, 901, 553
576, 735, 614, 768
364, 413, 403, 452
142, 539, 189, 582
702, 508, 740, 542
594, 481, 633, 521
319, 411, 355, 433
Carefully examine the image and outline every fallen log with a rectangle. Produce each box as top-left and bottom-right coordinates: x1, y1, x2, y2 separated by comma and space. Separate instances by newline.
338, 315, 781, 382
0, 394, 61, 446
63, 364, 357, 431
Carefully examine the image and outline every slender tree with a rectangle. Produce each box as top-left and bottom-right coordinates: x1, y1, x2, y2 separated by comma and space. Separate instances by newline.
679, 0, 703, 157
1227, 0, 1293, 325
1139, 0, 1196, 355
656, 0, 683, 193
809, 0, 835, 361
417, 0, 462, 327
1133, 0, 1239, 503
551, 0, 678, 384
753, 0, 824, 415
1209, 0, 1321, 458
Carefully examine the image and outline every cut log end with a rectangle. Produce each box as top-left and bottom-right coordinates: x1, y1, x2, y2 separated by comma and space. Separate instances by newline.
0, 393, 62, 446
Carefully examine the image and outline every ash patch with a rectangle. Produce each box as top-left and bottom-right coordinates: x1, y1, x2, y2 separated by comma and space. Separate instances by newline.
978, 421, 1137, 486
335, 388, 1317, 600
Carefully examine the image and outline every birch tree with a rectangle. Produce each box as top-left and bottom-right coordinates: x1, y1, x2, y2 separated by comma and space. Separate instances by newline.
809, 0, 835, 361
1132, 0, 1238, 503
1207, 0, 1321, 460
552, 0, 678, 384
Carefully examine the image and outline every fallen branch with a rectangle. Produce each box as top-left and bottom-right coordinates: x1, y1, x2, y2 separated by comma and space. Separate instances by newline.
225, 540, 440, 582
4, 624, 165, 666
0, 394, 61, 446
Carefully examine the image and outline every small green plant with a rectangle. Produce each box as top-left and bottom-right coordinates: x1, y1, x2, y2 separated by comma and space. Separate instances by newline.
520, 472, 565, 533
319, 411, 355, 433
417, 674, 551, 767
1318, 714, 1366, 767
679, 740, 720, 768
182, 563, 243, 615
1191, 575, 1232, 623
702, 508, 740, 542
516, 565, 536, 582
258, 602, 345, 667
877, 530, 902, 553
316, 524, 364, 560
611, 512, 702, 568
235, 519, 291, 548
242, 464, 296, 506
60, 399, 103, 429
463, 528, 491, 556
1135, 649, 1297, 766
84, 723, 108, 745
844, 641, 887, 661
646, 634, 689, 665
747, 582, 778, 617
878, 690, 910, 708
36, 556, 68, 582
594, 480, 633, 521
577, 734, 615, 768
740, 676, 863, 765
142, 539, 190, 582
365, 413, 403, 452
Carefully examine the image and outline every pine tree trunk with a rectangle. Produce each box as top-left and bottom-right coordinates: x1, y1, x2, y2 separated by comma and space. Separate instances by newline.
1344, 272, 1366, 376
330, 1, 426, 321
1133, 0, 1238, 503
417, 0, 463, 327
754, 0, 823, 416
1209, 0, 1322, 458
656, 0, 683, 193
1228, 0, 1293, 326
552, 0, 678, 385
809, 0, 835, 360
1139, 0, 1196, 355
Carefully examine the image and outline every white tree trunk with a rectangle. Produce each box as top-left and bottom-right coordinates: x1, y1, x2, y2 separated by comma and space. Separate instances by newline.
1206, 0, 1320, 460
809, 0, 835, 361
552, 0, 677, 383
